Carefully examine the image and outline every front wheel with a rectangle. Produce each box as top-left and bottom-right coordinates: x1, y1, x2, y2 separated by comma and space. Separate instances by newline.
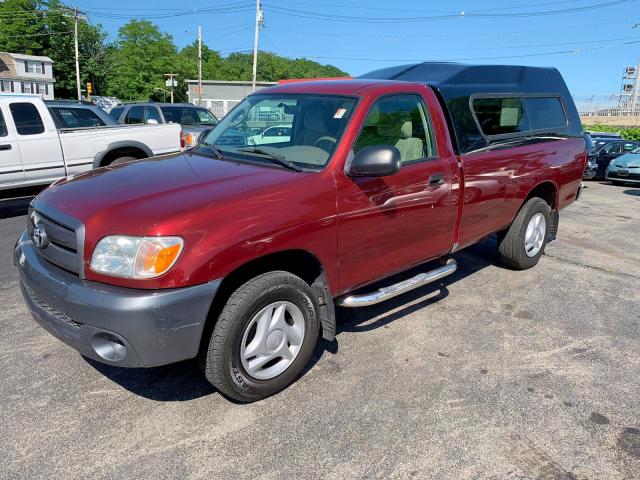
201, 271, 320, 402
497, 197, 551, 270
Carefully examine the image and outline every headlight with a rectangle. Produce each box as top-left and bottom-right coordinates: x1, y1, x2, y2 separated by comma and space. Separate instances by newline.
90, 235, 184, 278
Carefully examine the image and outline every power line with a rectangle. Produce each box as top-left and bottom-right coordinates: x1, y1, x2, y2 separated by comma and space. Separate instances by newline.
266, 39, 640, 63
266, 0, 601, 15
263, 35, 640, 53
265, 0, 638, 23
265, 19, 634, 40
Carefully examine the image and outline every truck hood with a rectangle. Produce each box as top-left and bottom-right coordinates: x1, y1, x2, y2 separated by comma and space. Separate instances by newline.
37, 152, 308, 231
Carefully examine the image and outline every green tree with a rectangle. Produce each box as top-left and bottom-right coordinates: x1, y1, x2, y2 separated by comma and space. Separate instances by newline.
43, 0, 108, 98
105, 20, 177, 101
0, 0, 46, 54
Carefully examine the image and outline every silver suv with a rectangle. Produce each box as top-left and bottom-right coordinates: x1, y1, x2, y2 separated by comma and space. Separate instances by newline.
110, 102, 218, 148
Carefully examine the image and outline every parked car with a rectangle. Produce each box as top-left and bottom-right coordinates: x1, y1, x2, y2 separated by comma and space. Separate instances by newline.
45, 100, 117, 128
583, 132, 597, 180
0, 94, 182, 190
14, 63, 586, 402
110, 102, 218, 148
248, 124, 292, 145
588, 139, 640, 178
605, 146, 640, 185
585, 131, 621, 139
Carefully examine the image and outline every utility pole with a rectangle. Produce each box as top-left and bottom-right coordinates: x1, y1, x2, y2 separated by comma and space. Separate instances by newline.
252, 0, 263, 92
164, 73, 177, 103
71, 7, 86, 100
198, 26, 203, 106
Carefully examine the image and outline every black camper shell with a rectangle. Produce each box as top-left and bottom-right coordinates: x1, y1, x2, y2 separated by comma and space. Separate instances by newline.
360, 62, 583, 155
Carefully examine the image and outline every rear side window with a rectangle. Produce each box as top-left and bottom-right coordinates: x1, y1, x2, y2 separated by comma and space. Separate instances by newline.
623, 142, 638, 152
10, 102, 45, 135
472, 97, 529, 136
110, 106, 124, 121
125, 106, 144, 124
525, 97, 566, 130
49, 107, 106, 128
472, 95, 568, 138
0, 109, 7, 137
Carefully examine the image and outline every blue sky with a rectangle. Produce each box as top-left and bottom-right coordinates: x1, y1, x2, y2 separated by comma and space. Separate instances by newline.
75, 0, 640, 96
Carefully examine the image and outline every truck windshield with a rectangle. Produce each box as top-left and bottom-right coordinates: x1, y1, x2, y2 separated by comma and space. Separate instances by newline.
198, 94, 357, 170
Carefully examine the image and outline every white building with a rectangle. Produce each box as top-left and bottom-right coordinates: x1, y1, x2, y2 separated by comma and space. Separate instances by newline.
186, 79, 277, 118
0, 52, 55, 99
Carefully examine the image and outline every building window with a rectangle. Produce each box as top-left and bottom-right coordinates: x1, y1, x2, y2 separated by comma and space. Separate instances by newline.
1, 80, 13, 93
25, 61, 43, 74
22, 82, 32, 94
36, 83, 46, 95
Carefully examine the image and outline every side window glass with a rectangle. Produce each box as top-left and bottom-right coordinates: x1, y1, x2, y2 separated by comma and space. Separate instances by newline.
603, 142, 621, 154
125, 106, 144, 124
9, 102, 45, 135
0, 109, 7, 137
353, 94, 436, 164
143, 107, 161, 124
473, 97, 529, 136
525, 97, 566, 130
110, 106, 124, 121
623, 142, 636, 152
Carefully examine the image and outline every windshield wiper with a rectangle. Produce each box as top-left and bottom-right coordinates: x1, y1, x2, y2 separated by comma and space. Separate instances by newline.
237, 147, 303, 172
199, 142, 225, 160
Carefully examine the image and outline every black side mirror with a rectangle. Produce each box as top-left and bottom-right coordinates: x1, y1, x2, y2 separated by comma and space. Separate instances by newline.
348, 146, 401, 177
197, 128, 214, 145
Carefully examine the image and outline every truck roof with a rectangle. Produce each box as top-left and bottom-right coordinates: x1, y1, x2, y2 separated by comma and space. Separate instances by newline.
257, 79, 399, 95
360, 62, 583, 154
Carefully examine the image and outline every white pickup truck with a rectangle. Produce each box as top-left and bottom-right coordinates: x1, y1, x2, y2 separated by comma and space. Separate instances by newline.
0, 94, 182, 191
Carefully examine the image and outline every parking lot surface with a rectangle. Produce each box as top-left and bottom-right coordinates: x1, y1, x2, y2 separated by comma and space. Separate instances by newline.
1, 181, 639, 480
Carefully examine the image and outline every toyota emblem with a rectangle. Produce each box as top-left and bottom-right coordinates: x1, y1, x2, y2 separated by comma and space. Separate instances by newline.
32, 224, 49, 249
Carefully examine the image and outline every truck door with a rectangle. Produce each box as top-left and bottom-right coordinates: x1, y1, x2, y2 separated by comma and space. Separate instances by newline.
9, 101, 65, 184
0, 105, 24, 187
336, 93, 457, 290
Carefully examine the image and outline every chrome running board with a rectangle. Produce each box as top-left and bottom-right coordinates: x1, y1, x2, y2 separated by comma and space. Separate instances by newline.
336, 258, 457, 308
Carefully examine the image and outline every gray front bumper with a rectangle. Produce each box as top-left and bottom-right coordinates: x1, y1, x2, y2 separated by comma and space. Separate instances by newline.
14, 229, 220, 367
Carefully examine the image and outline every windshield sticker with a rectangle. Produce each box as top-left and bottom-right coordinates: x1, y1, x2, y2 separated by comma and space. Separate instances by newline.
334, 108, 347, 119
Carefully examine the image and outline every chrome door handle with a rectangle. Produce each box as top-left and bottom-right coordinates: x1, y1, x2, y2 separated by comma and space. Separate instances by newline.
429, 173, 445, 186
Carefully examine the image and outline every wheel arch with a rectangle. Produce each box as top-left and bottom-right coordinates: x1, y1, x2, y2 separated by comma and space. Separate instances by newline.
199, 249, 336, 358
524, 180, 558, 210
93, 141, 153, 168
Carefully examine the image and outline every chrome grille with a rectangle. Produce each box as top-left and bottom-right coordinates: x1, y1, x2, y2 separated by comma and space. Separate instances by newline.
28, 207, 80, 275
25, 286, 82, 329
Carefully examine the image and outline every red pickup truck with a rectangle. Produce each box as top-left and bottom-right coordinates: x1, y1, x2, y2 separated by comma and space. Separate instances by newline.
14, 63, 586, 402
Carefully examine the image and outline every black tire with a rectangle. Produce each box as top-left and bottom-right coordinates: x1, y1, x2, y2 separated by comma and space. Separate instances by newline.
108, 156, 137, 166
497, 197, 551, 270
201, 271, 320, 402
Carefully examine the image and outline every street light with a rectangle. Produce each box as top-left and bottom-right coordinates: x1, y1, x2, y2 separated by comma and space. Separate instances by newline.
154, 87, 171, 102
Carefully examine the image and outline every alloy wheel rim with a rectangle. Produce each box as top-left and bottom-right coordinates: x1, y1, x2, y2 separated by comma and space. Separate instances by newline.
524, 213, 546, 258
240, 301, 305, 380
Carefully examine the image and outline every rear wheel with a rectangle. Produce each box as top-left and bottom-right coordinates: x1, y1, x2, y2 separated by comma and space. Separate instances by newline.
201, 271, 320, 402
497, 197, 550, 270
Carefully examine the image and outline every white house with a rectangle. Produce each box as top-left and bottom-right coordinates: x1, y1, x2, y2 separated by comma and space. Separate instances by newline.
0, 52, 55, 99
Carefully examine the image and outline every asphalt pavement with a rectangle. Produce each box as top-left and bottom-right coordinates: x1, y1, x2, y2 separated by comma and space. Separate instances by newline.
1, 181, 639, 479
